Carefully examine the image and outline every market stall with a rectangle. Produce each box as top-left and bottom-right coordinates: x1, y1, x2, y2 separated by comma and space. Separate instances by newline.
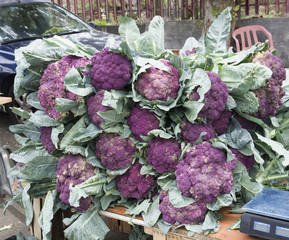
4, 7, 289, 240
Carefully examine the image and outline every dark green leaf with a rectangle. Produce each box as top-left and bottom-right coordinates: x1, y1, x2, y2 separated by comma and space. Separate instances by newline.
9, 124, 40, 141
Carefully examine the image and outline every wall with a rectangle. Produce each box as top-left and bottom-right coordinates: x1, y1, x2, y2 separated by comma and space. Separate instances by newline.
96, 18, 289, 67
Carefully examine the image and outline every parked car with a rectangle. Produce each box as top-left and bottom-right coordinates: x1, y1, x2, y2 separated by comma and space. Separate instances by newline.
0, 0, 119, 123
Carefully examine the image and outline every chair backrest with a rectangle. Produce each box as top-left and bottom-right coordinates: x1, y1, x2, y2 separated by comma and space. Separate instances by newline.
232, 25, 274, 52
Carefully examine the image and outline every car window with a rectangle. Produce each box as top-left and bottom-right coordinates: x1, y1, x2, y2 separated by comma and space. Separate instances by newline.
0, 3, 90, 44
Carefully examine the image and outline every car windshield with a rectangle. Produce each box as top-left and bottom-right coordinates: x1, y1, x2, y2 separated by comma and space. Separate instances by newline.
0, 3, 90, 44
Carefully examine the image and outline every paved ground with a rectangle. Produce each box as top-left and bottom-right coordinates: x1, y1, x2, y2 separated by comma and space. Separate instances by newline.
0, 111, 129, 240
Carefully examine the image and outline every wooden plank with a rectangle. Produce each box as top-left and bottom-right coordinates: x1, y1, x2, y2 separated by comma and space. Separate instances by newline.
31, 198, 42, 240
0, 97, 12, 105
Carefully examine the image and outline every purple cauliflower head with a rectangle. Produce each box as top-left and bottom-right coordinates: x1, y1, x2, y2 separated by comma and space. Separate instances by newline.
40, 127, 62, 153
231, 148, 255, 170
159, 191, 207, 225
38, 55, 90, 121
127, 104, 159, 141
212, 110, 232, 135
90, 48, 132, 90
147, 137, 181, 173
87, 90, 112, 128
95, 132, 137, 171
135, 59, 180, 102
180, 118, 215, 144
56, 154, 95, 212
175, 142, 234, 203
189, 71, 229, 121
251, 51, 286, 120
116, 161, 157, 199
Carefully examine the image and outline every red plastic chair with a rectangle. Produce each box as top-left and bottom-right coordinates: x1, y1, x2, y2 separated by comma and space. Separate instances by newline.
232, 25, 274, 52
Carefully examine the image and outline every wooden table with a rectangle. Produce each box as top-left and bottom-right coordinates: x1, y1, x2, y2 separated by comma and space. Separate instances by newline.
99, 206, 264, 240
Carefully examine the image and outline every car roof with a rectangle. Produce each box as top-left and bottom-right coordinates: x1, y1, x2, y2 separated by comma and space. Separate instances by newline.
0, 0, 51, 7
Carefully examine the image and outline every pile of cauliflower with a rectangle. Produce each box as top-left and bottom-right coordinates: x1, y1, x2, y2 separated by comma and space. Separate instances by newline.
9, 9, 289, 240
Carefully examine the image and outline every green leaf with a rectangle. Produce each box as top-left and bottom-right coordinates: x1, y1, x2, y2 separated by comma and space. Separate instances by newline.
183, 101, 204, 123
16, 232, 38, 240
100, 195, 119, 210
60, 115, 87, 150
11, 107, 31, 120
55, 98, 79, 112
256, 133, 289, 166
27, 92, 43, 110
234, 91, 259, 114
147, 16, 165, 53
157, 174, 177, 191
28, 110, 60, 127
38, 190, 58, 240
119, 18, 140, 50
157, 219, 172, 235
12, 155, 58, 181
10, 144, 49, 164
64, 208, 110, 240
51, 124, 65, 149
148, 129, 172, 139
73, 124, 102, 142
64, 145, 86, 155
202, 211, 221, 234
240, 169, 263, 202
142, 197, 161, 227
219, 63, 271, 94
205, 7, 232, 54
64, 67, 94, 96
22, 183, 33, 226
184, 224, 203, 234
228, 217, 241, 231
219, 42, 267, 66
207, 194, 233, 211
196, 35, 205, 55
185, 68, 211, 101
69, 173, 109, 208
169, 188, 196, 208
125, 199, 151, 215
9, 124, 40, 141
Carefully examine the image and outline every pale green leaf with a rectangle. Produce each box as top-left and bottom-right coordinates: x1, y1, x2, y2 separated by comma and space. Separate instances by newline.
64, 208, 110, 240
205, 7, 232, 54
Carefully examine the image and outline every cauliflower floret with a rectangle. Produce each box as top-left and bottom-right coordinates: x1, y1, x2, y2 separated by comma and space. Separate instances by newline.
180, 118, 215, 144
116, 161, 157, 199
95, 132, 137, 171
135, 59, 179, 101
56, 154, 95, 212
147, 137, 181, 173
127, 104, 159, 141
38, 55, 90, 121
159, 191, 207, 225
87, 90, 112, 128
90, 48, 132, 90
175, 142, 234, 203
251, 51, 286, 120
212, 110, 232, 135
